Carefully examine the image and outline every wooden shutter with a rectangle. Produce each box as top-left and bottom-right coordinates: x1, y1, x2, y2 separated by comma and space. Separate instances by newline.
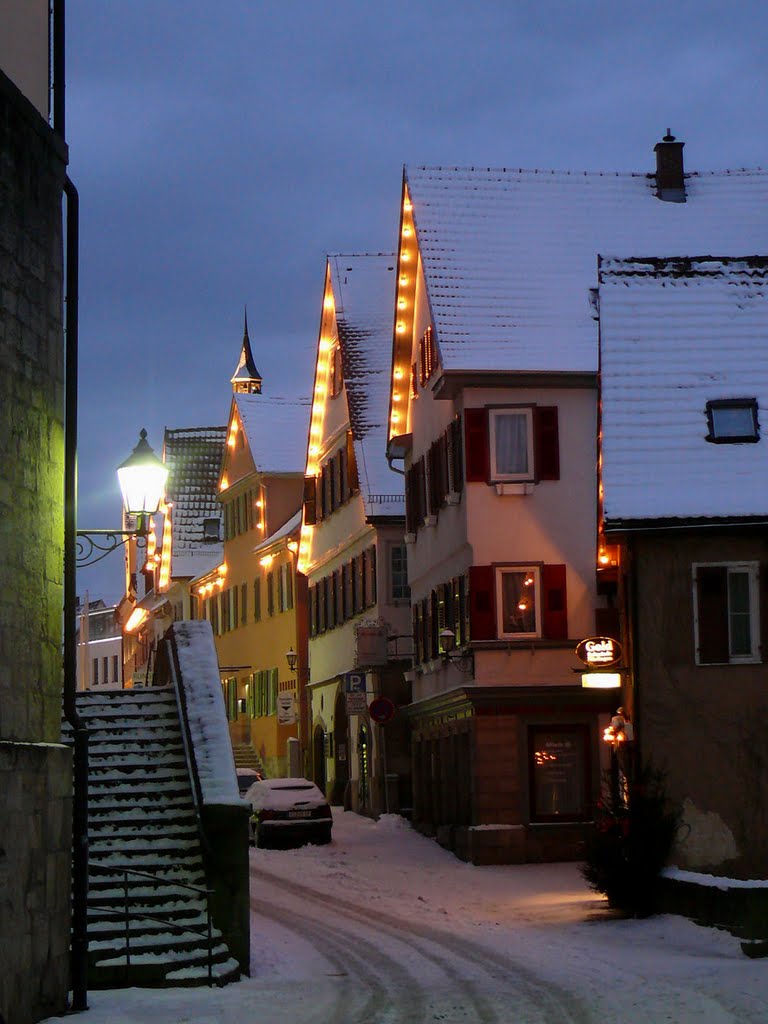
412, 604, 421, 664
309, 586, 316, 637
542, 563, 568, 640
303, 476, 317, 526
405, 464, 416, 534
534, 407, 560, 481
346, 430, 359, 492
316, 466, 324, 522
415, 457, 426, 524
338, 448, 347, 503
469, 565, 496, 641
696, 565, 729, 664
464, 408, 490, 483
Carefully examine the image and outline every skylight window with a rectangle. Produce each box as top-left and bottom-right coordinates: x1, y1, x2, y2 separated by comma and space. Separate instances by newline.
705, 399, 759, 444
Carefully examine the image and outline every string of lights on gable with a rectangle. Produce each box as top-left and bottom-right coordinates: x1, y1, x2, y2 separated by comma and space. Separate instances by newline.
388, 188, 417, 441
298, 278, 336, 574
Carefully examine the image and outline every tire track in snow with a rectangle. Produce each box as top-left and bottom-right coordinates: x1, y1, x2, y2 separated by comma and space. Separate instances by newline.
251, 893, 428, 1024
251, 862, 588, 1023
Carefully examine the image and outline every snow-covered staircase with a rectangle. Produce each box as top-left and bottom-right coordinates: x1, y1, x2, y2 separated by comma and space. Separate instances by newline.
63, 687, 240, 988
232, 743, 266, 775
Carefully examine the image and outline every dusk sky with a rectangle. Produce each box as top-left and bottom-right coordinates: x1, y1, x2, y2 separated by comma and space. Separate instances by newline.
68, 1, 768, 601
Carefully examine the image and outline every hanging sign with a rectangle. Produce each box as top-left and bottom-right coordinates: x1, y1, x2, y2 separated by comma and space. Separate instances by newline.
277, 692, 296, 725
575, 636, 622, 668
355, 625, 388, 667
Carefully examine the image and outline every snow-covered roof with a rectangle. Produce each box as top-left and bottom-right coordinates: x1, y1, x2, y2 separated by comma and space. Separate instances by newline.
235, 393, 311, 475
253, 509, 302, 555
330, 253, 405, 518
599, 255, 768, 527
163, 427, 227, 578
405, 164, 768, 374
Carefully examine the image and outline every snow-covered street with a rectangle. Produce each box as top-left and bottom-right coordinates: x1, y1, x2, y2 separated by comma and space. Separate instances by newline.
50, 811, 768, 1023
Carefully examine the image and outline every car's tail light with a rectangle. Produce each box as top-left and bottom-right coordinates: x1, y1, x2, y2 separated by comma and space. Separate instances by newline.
259, 809, 277, 820
311, 804, 331, 818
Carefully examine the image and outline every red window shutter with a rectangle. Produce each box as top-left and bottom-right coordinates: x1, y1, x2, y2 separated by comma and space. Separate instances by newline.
469, 565, 496, 641
696, 566, 729, 664
534, 407, 560, 481
542, 564, 568, 640
464, 408, 490, 483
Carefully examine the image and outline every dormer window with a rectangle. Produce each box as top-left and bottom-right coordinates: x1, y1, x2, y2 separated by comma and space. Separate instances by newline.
705, 398, 759, 444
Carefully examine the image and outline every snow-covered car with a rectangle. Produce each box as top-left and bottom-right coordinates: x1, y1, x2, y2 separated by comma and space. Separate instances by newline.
245, 778, 332, 848
236, 767, 264, 795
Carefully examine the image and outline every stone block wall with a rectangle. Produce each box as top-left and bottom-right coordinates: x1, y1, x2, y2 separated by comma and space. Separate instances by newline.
0, 66, 71, 1024
0, 743, 73, 1024
0, 66, 67, 745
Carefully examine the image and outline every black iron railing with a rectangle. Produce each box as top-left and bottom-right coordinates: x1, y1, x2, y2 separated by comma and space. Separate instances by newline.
89, 864, 216, 987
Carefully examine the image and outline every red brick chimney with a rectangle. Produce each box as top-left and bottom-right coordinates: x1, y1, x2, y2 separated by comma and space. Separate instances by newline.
654, 130, 685, 202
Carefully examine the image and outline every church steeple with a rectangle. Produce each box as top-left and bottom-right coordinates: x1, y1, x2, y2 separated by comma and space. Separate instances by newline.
230, 308, 262, 394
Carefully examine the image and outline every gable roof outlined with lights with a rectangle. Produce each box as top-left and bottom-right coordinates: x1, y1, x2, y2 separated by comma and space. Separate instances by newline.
599, 255, 768, 530
388, 160, 768, 441
329, 253, 403, 517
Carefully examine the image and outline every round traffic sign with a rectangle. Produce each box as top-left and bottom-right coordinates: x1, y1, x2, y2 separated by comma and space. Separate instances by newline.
368, 696, 396, 724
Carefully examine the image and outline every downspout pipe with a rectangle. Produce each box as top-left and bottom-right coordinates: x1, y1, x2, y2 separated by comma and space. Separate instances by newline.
54, 0, 89, 1009
63, 172, 89, 1013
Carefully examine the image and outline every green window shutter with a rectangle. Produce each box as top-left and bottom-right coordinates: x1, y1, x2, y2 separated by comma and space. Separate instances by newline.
248, 673, 255, 717
269, 667, 279, 715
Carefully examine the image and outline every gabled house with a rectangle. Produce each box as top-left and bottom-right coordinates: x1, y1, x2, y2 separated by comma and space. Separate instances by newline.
599, 255, 768, 880
298, 254, 411, 813
120, 425, 226, 684
386, 137, 768, 865
194, 319, 311, 777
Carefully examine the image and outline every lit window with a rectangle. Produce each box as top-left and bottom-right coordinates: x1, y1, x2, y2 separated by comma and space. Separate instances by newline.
705, 398, 759, 443
489, 408, 534, 480
529, 726, 589, 822
496, 566, 540, 639
693, 562, 760, 665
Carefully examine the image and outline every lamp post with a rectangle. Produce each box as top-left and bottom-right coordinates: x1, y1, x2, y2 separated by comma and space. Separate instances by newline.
64, 429, 167, 1011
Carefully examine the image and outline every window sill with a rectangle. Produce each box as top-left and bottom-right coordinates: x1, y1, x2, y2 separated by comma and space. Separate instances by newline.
423, 515, 437, 528
494, 482, 534, 496
404, 532, 416, 545
446, 491, 462, 505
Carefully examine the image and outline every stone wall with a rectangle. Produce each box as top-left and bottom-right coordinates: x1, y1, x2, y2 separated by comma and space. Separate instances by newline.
0, 66, 71, 1023
0, 66, 67, 745
0, 743, 73, 1024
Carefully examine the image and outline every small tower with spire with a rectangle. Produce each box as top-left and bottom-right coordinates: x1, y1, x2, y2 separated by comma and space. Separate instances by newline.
230, 308, 262, 394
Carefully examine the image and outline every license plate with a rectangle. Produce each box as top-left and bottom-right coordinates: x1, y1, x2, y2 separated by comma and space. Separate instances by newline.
287, 810, 311, 819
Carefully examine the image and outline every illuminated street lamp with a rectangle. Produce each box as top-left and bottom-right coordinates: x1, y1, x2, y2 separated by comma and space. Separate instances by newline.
285, 647, 298, 673
77, 429, 168, 565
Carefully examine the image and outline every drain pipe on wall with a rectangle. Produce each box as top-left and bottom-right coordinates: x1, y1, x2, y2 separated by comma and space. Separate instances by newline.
63, 172, 89, 1014
55, 0, 89, 1009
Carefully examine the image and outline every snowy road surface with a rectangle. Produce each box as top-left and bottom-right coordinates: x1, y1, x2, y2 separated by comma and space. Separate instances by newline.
46, 811, 768, 1023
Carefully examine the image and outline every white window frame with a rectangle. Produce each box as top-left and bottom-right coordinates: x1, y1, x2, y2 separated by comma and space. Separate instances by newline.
496, 564, 541, 640
489, 407, 535, 482
388, 543, 410, 604
692, 561, 760, 665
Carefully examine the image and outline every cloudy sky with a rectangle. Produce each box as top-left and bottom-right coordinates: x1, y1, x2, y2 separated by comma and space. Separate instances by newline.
67, 1, 768, 600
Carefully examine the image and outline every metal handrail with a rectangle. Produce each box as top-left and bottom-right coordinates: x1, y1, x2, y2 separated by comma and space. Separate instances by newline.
89, 863, 216, 986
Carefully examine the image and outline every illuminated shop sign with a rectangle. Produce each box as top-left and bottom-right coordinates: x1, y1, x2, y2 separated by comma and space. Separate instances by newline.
575, 636, 622, 668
